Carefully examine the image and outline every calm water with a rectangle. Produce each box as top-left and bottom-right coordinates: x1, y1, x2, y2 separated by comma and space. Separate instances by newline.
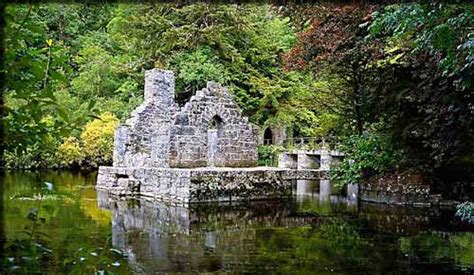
1, 172, 473, 274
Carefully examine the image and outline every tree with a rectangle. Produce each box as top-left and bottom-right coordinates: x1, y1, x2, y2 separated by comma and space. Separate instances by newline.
284, 4, 380, 135
107, 3, 297, 117
285, 2, 473, 171
366, 3, 474, 168
3, 5, 72, 166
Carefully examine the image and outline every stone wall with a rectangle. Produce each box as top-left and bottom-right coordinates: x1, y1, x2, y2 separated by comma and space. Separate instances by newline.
113, 69, 177, 168
96, 166, 325, 204
113, 68, 258, 169
359, 174, 438, 206
169, 82, 258, 168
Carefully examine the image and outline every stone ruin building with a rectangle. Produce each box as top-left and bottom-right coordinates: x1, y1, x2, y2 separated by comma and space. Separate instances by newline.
97, 68, 324, 203
113, 68, 259, 169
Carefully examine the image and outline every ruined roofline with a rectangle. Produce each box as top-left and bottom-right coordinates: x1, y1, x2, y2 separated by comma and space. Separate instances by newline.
142, 68, 252, 125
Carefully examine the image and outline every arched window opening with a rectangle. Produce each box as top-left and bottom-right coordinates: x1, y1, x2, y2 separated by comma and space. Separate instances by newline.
209, 115, 223, 130
264, 128, 273, 145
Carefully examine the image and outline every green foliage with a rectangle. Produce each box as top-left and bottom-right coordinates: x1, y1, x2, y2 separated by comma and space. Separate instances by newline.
2, 173, 130, 273
4, 5, 73, 157
4, 115, 62, 169
330, 133, 404, 187
56, 137, 83, 168
258, 145, 284, 167
3, 4, 117, 169
285, 3, 473, 177
369, 3, 473, 87
107, 3, 298, 117
170, 45, 230, 103
80, 113, 119, 167
456, 202, 474, 224
365, 4, 474, 168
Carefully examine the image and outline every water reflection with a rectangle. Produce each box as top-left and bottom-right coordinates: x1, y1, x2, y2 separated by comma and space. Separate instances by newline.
295, 180, 359, 211
98, 184, 474, 274
6, 171, 470, 273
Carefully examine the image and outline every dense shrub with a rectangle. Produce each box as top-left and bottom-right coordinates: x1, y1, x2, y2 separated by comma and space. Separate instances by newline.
57, 137, 84, 168
330, 133, 404, 187
258, 145, 284, 167
4, 116, 61, 169
81, 113, 119, 167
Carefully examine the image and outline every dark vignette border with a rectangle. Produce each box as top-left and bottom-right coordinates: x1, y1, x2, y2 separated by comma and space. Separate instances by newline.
0, 0, 472, 271
0, 2, 5, 266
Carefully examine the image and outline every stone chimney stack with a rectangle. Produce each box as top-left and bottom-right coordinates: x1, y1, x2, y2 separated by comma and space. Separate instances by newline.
144, 68, 175, 106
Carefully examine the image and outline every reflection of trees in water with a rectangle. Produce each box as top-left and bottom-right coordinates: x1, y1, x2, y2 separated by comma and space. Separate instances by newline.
359, 203, 474, 235
2, 172, 129, 273
400, 232, 474, 272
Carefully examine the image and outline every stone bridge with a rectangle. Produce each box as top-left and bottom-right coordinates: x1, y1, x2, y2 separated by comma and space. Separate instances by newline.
278, 149, 345, 170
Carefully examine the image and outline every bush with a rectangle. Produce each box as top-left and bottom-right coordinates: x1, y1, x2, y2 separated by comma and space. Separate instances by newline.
81, 112, 119, 167
258, 145, 284, 167
4, 116, 61, 169
456, 202, 474, 224
330, 133, 404, 187
56, 137, 84, 168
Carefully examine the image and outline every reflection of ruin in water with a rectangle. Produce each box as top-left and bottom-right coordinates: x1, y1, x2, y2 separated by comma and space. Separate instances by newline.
97, 180, 472, 274
98, 181, 357, 273
295, 179, 358, 207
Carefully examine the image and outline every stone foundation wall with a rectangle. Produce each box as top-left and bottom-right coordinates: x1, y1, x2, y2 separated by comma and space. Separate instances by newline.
96, 167, 325, 204
359, 178, 434, 206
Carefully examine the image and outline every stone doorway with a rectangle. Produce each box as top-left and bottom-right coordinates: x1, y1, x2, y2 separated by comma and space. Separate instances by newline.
264, 128, 273, 144
207, 115, 223, 167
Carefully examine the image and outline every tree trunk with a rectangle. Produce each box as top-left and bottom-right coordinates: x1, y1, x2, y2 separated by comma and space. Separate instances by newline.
352, 66, 363, 135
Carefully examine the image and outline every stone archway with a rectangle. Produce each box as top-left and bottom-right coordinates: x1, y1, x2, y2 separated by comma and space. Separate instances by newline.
264, 128, 273, 145
207, 115, 223, 167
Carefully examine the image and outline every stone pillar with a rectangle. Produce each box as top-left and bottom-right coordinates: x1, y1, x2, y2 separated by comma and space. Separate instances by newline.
144, 68, 175, 104
297, 152, 308, 170
320, 149, 332, 170
143, 68, 176, 168
113, 125, 128, 167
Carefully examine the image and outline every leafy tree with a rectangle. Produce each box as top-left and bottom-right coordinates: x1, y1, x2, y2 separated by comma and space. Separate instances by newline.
284, 4, 380, 135
107, 3, 297, 116
285, 3, 473, 175
367, 3, 474, 168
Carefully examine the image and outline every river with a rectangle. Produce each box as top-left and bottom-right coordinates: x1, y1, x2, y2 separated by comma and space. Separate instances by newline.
2, 171, 473, 274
